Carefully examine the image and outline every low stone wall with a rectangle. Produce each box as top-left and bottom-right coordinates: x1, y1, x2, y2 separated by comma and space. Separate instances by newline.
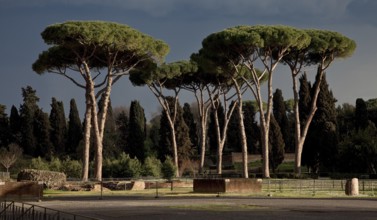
0, 181, 42, 200
17, 169, 66, 189
193, 178, 262, 193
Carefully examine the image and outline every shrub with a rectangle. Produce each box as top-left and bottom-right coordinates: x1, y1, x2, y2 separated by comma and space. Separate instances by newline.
104, 153, 142, 178
161, 156, 176, 180
49, 157, 62, 172
61, 157, 82, 179
30, 157, 50, 170
143, 156, 162, 177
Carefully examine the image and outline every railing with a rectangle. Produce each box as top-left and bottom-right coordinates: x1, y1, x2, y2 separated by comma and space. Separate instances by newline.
263, 179, 376, 196
0, 200, 99, 220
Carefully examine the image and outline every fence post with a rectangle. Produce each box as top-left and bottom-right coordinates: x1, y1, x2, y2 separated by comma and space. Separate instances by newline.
312, 179, 316, 196
299, 180, 302, 194
100, 180, 103, 200
155, 181, 159, 198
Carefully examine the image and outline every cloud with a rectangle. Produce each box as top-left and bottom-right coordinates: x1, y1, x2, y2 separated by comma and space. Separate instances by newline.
1, 0, 351, 19
346, 0, 377, 26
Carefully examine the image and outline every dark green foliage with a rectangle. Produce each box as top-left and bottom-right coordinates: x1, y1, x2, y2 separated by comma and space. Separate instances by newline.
208, 104, 225, 155
269, 115, 285, 173
9, 105, 21, 145
303, 74, 338, 174
142, 156, 162, 177
126, 100, 147, 161
243, 101, 260, 154
66, 99, 83, 159
19, 86, 40, 156
175, 104, 193, 162
298, 74, 312, 125
115, 110, 129, 153
100, 98, 120, 158
313, 75, 338, 172
61, 157, 82, 179
355, 98, 369, 131
49, 98, 67, 156
182, 103, 198, 151
30, 157, 50, 170
103, 153, 142, 178
0, 105, 9, 147
33, 21, 169, 76
227, 101, 242, 152
273, 89, 292, 152
146, 114, 160, 156
161, 156, 177, 180
33, 109, 53, 159
337, 103, 355, 141
338, 123, 377, 174
158, 107, 172, 161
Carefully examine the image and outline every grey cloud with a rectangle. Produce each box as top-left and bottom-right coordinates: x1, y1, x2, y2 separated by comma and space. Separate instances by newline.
1, 0, 351, 18
346, 0, 377, 26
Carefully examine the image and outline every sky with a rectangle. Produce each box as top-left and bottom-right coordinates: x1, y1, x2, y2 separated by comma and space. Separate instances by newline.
0, 0, 377, 120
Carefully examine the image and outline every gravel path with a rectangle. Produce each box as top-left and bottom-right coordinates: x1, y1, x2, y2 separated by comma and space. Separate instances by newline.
30, 195, 377, 220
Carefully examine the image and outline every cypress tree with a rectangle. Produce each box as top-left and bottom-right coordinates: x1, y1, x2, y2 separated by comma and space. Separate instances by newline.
182, 103, 198, 152
208, 104, 225, 156
243, 101, 260, 154
298, 74, 312, 124
49, 98, 67, 156
115, 110, 129, 153
19, 86, 39, 156
273, 89, 291, 152
299, 75, 316, 171
102, 99, 120, 158
314, 75, 338, 172
226, 101, 241, 152
0, 105, 9, 147
9, 105, 21, 145
126, 100, 147, 161
269, 115, 285, 173
303, 74, 338, 174
34, 109, 53, 158
355, 98, 369, 131
158, 108, 172, 161
66, 99, 83, 159
175, 103, 193, 162
147, 114, 161, 156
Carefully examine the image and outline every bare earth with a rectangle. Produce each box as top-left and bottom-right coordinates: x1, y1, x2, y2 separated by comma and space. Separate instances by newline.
31, 195, 377, 220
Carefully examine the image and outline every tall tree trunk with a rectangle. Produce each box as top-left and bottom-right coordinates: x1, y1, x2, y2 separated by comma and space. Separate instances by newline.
94, 74, 113, 181
239, 103, 248, 178
214, 109, 224, 175
82, 84, 92, 181
292, 66, 324, 176
260, 121, 270, 178
233, 79, 248, 178
196, 91, 210, 174
169, 121, 179, 177
83, 62, 103, 181
199, 117, 207, 173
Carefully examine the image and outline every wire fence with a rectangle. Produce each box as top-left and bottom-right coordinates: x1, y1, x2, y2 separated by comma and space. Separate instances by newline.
263, 179, 376, 196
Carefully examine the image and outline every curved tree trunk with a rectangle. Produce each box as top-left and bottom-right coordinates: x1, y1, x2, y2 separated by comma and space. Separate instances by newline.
94, 74, 114, 181
238, 103, 249, 178
199, 117, 207, 173
293, 66, 324, 176
232, 79, 248, 178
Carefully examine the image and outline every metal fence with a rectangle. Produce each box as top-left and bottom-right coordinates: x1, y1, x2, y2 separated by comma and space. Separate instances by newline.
0, 201, 99, 220
263, 179, 376, 195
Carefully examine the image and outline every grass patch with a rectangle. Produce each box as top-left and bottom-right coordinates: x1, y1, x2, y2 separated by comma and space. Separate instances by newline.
170, 204, 265, 212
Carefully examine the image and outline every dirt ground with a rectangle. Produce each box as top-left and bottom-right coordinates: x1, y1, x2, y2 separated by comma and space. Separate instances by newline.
31, 195, 377, 220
